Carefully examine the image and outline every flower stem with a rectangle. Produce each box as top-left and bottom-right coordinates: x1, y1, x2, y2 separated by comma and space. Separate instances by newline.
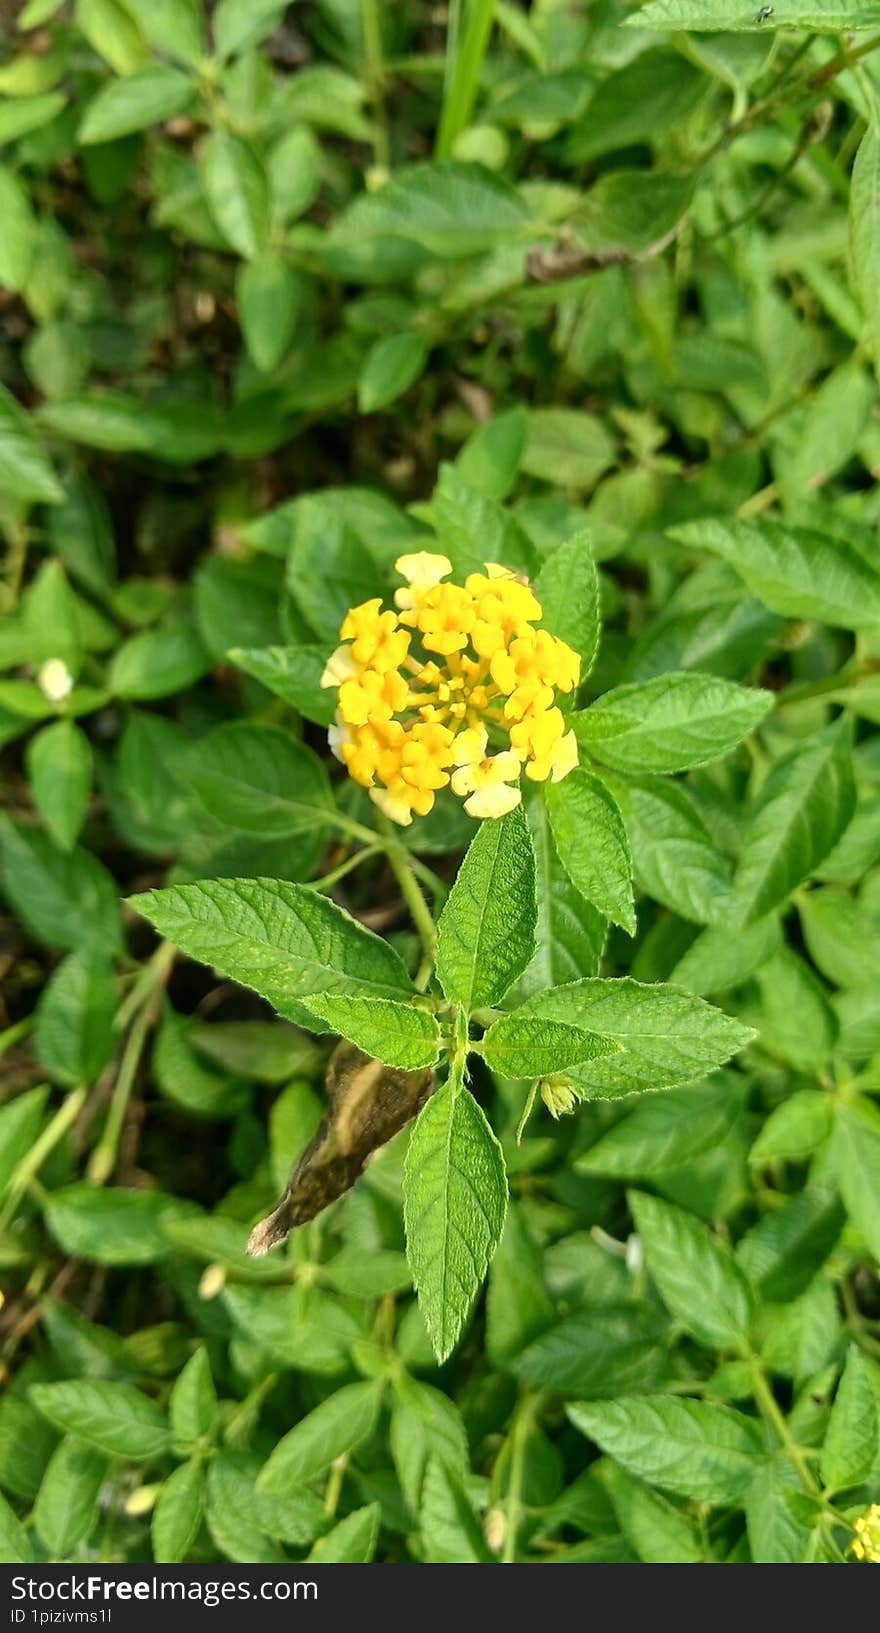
436, 0, 497, 158
0, 1086, 87, 1234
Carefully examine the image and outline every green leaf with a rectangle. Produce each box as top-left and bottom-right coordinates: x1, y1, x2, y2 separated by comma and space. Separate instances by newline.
404, 1082, 508, 1362
668, 913, 782, 997
736, 1190, 844, 1304
820, 1347, 879, 1493
436, 805, 537, 1012
358, 332, 429, 412
577, 1079, 741, 1178
0, 819, 121, 955
505, 978, 754, 1100
152, 1460, 205, 1564
851, 125, 880, 379
749, 1090, 833, 1167
574, 672, 773, 774
332, 160, 531, 259
34, 950, 116, 1088
455, 407, 526, 502
671, 516, 880, 629
0, 381, 63, 504
309, 1504, 380, 1563
26, 718, 92, 852
108, 621, 211, 699
535, 530, 600, 676
0, 1489, 34, 1564
128, 877, 415, 1030
419, 1457, 491, 1563
300, 992, 440, 1070
258, 1382, 381, 1493
624, 777, 731, 925
745, 1458, 817, 1564
545, 768, 636, 934
29, 1381, 170, 1460
521, 408, 616, 490
200, 129, 270, 259
45, 1185, 192, 1265
79, 66, 194, 143
183, 722, 332, 838
390, 1374, 469, 1512
569, 1397, 765, 1503
514, 1304, 667, 1396
33, 1438, 105, 1558
213, 0, 290, 58
515, 793, 606, 996
486, 1202, 555, 1367
229, 645, 336, 726
0, 168, 36, 293
479, 1012, 618, 1077
569, 170, 694, 258
236, 253, 302, 372
728, 720, 856, 923
0, 1086, 49, 1198
75, 0, 150, 74
830, 1099, 880, 1260
632, 0, 880, 31
629, 1191, 756, 1351
0, 92, 65, 146
170, 1348, 218, 1446
601, 1461, 703, 1564
752, 948, 838, 1072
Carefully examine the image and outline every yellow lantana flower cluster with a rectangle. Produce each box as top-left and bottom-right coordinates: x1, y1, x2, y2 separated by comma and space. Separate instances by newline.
321, 552, 581, 825
852, 1506, 880, 1563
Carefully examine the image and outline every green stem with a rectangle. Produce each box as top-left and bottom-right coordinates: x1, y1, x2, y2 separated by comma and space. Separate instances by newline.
775, 658, 862, 708
88, 940, 176, 1182
311, 844, 384, 893
501, 1392, 535, 1563
436, 0, 497, 159
0, 1086, 87, 1234
0, 1015, 34, 1059
378, 816, 437, 987
361, 0, 390, 170
748, 1354, 820, 1496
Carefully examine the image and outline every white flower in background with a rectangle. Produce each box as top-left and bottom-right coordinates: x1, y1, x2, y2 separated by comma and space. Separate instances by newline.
37, 658, 74, 702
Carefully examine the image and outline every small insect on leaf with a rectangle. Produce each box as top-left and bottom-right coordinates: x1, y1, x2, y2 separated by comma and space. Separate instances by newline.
247, 1041, 434, 1255
755, 5, 774, 20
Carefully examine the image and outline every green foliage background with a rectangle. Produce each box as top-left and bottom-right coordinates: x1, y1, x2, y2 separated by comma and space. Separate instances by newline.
1, 0, 880, 1567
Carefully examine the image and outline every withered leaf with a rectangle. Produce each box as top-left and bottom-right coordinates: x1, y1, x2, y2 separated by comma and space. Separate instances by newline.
247, 1040, 434, 1256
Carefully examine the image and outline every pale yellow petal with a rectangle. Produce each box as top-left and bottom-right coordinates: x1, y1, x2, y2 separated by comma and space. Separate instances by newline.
451, 724, 488, 766
464, 782, 522, 819
369, 786, 413, 826
550, 729, 579, 782
394, 550, 453, 586
487, 749, 522, 784
37, 658, 74, 702
450, 764, 477, 797
320, 644, 359, 688
328, 719, 353, 763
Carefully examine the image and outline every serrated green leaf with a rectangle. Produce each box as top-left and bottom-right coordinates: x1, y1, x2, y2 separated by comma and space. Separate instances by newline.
501, 978, 754, 1100
821, 1346, 879, 1494
45, 1185, 193, 1266
633, 0, 880, 32
578, 1079, 741, 1178
534, 530, 600, 674
545, 768, 636, 934
183, 722, 333, 838
0, 819, 121, 955
574, 672, 773, 775
629, 1190, 756, 1351
624, 776, 731, 925
300, 991, 441, 1069
128, 877, 415, 1030
671, 516, 880, 629
436, 805, 536, 1012
404, 1082, 507, 1362
479, 1012, 619, 1077
728, 720, 855, 923
309, 1503, 380, 1563
29, 1382, 170, 1460
257, 1382, 381, 1493
569, 1397, 765, 1503
830, 1100, 880, 1260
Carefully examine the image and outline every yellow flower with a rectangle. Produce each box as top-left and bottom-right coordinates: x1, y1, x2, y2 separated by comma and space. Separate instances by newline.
323, 553, 582, 824
852, 1506, 880, 1563
450, 725, 522, 819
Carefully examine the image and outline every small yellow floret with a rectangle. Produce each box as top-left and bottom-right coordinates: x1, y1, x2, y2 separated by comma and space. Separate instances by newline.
852, 1506, 880, 1563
